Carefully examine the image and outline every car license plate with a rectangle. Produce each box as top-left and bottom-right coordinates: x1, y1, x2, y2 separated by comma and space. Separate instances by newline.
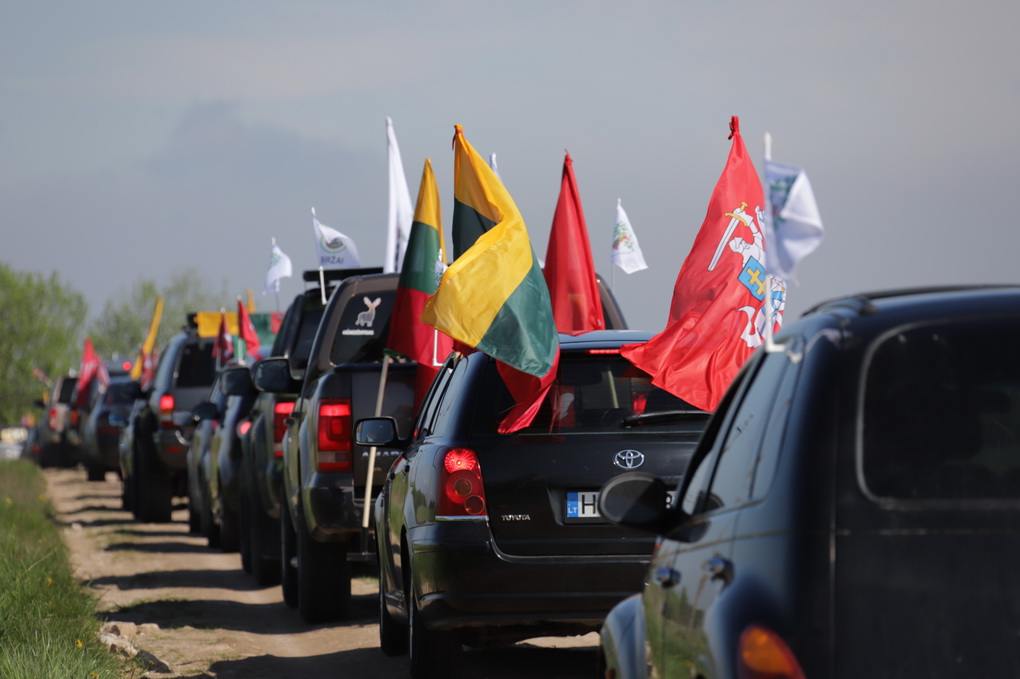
566, 491, 601, 519
566, 490, 674, 521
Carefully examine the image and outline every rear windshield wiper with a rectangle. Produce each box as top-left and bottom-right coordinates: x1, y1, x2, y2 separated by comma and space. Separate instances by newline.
620, 410, 710, 428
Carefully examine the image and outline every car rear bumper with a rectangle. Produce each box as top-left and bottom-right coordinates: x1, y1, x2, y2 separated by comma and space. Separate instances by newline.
302, 475, 374, 544
154, 429, 189, 471
408, 520, 649, 632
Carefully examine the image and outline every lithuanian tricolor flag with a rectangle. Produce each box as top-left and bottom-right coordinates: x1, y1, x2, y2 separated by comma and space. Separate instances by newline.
421, 125, 559, 432
386, 158, 454, 406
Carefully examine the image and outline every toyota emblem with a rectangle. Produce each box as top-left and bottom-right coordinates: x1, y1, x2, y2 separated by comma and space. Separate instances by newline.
613, 449, 645, 469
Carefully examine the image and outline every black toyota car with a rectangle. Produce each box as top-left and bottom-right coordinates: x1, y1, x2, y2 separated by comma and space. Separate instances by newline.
598, 285, 1020, 679
357, 330, 709, 678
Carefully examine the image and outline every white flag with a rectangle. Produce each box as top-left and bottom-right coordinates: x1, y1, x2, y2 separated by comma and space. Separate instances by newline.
764, 159, 823, 285
385, 117, 412, 274
611, 199, 648, 274
263, 237, 293, 295
312, 207, 361, 269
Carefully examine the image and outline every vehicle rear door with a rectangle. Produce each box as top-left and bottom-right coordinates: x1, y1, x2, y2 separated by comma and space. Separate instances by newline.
836, 316, 1020, 677
477, 351, 707, 559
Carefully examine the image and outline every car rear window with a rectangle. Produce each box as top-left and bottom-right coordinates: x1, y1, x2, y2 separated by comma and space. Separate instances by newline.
476, 350, 708, 435
176, 342, 217, 388
329, 291, 396, 364
104, 381, 138, 405
862, 317, 1020, 501
57, 379, 78, 403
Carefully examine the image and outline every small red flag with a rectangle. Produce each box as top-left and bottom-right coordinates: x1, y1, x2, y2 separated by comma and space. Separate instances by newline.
76, 337, 107, 408
212, 311, 234, 366
543, 152, 605, 335
237, 298, 261, 359
621, 117, 776, 412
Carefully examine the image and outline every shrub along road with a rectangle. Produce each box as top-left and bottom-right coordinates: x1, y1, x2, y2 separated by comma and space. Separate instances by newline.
45, 467, 599, 678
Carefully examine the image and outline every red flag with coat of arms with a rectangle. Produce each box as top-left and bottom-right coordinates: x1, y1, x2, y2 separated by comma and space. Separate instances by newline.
621, 117, 782, 412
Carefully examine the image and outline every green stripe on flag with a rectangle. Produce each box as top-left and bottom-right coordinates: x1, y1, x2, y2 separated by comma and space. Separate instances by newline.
452, 198, 496, 258
399, 220, 443, 295
476, 255, 557, 377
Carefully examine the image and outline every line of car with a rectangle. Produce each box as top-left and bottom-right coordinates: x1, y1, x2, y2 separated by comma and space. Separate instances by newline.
23, 283, 1020, 677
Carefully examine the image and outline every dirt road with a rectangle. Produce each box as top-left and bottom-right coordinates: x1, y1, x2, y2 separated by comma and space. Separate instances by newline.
45, 467, 600, 678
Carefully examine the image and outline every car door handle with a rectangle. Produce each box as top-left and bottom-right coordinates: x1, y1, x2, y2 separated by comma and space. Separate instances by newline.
653, 566, 680, 588
703, 556, 733, 583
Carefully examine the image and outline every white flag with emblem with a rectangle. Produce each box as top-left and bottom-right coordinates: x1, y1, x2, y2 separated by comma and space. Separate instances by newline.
763, 159, 823, 285
263, 237, 293, 295
611, 199, 648, 274
312, 207, 361, 269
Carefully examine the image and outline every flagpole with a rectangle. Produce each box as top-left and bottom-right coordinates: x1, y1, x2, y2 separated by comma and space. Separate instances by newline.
763, 132, 780, 353
362, 355, 391, 530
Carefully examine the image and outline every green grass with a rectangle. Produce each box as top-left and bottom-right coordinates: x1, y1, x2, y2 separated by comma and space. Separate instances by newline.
0, 460, 138, 679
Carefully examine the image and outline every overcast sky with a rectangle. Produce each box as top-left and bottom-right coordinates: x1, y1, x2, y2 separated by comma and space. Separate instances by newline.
3, 1, 1018, 335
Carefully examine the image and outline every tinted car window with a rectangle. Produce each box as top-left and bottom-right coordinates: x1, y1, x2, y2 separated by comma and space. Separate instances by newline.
329, 291, 396, 364
476, 351, 705, 436
58, 378, 78, 403
292, 305, 324, 368
862, 318, 1020, 500
104, 381, 138, 405
707, 349, 789, 511
176, 342, 217, 388
415, 358, 456, 439
431, 359, 471, 437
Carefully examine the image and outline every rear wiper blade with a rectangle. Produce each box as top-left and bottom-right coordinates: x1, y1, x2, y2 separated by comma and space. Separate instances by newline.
620, 410, 710, 428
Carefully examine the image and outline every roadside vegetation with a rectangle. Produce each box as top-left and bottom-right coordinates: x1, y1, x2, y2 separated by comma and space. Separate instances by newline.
0, 460, 136, 679
0, 262, 230, 426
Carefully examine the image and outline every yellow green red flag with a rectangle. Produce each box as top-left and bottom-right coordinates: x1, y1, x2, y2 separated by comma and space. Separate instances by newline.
422, 125, 558, 433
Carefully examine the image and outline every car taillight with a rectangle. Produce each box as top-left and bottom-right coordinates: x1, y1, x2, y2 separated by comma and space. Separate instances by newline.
69, 410, 79, 427
273, 401, 295, 458
737, 625, 805, 679
48, 408, 58, 430
237, 420, 251, 437
158, 394, 175, 429
437, 448, 486, 517
587, 348, 621, 355
316, 399, 352, 472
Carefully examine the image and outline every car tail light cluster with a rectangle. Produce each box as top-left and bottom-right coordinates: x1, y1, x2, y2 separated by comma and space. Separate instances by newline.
158, 394, 175, 429
237, 419, 252, 438
737, 625, 804, 679
316, 399, 352, 472
437, 448, 487, 517
273, 401, 295, 458
48, 408, 58, 430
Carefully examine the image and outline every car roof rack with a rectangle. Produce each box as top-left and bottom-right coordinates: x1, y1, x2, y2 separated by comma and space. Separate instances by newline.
302, 267, 384, 288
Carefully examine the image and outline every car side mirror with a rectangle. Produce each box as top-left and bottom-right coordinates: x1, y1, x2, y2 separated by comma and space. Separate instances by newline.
354, 417, 399, 447
598, 472, 675, 534
252, 358, 302, 394
220, 365, 254, 396
191, 401, 219, 423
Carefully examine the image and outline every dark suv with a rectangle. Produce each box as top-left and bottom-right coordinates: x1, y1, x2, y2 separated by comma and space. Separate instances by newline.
362, 330, 709, 678
120, 318, 217, 523
599, 286, 1020, 679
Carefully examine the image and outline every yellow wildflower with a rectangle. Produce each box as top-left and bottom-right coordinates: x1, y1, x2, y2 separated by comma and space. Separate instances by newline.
76, 639, 83, 648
